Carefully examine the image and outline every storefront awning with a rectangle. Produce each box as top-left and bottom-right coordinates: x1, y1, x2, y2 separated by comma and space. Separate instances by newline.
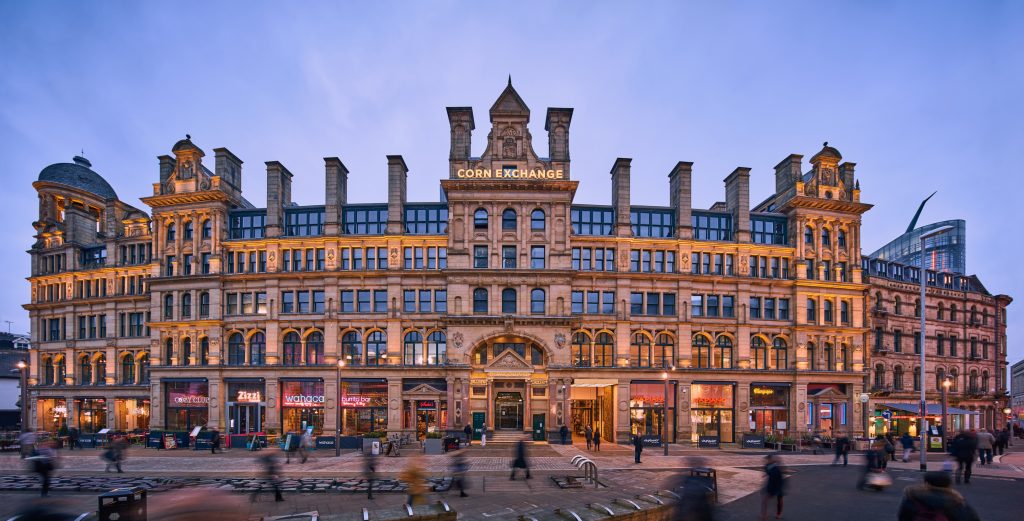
881, 403, 980, 415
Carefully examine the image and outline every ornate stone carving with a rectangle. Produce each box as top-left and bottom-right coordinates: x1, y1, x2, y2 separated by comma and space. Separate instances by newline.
554, 333, 566, 350
451, 331, 464, 350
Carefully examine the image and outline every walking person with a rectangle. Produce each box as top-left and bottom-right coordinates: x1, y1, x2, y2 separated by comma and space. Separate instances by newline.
951, 430, 977, 484
975, 428, 994, 465
559, 424, 570, 446
363, 450, 377, 500
451, 451, 469, 497
251, 452, 284, 502
584, 425, 593, 450
995, 429, 1009, 456
400, 455, 427, 507
832, 435, 850, 466
856, 440, 883, 490
509, 436, 531, 480
760, 454, 785, 520
299, 429, 312, 464
670, 457, 716, 521
632, 433, 644, 464
18, 428, 36, 459
103, 436, 127, 473
900, 432, 915, 463
463, 424, 473, 447
897, 471, 980, 521
210, 429, 221, 454
67, 427, 79, 451
885, 433, 897, 462
28, 440, 58, 497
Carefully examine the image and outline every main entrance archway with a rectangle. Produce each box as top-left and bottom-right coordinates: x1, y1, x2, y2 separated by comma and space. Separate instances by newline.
467, 333, 551, 435
495, 391, 524, 430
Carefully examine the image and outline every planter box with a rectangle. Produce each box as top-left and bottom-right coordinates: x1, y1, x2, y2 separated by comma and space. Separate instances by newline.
423, 438, 444, 455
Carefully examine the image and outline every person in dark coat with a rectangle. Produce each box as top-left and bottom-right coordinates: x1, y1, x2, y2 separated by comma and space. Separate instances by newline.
760, 454, 785, 520
451, 451, 469, 497
363, 450, 377, 500
592, 428, 601, 451
28, 441, 58, 497
832, 435, 850, 466
897, 471, 980, 521
210, 429, 221, 454
584, 425, 593, 450
856, 440, 884, 490
463, 424, 473, 447
559, 424, 570, 445
670, 457, 715, 521
251, 452, 284, 502
900, 432, 915, 462
67, 428, 79, 451
951, 430, 978, 484
509, 437, 531, 480
633, 434, 644, 464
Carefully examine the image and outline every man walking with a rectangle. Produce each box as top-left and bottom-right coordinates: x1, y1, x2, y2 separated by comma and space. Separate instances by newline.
632, 433, 644, 464
761, 454, 786, 520
463, 424, 473, 447
451, 451, 469, 498
252, 452, 284, 502
975, 428, 994, 465
897, 471, 980, 521
900, 432, 915, 462
584, 425, 593, 450
363, 450, 377, 500
509, 436, 531, 480
833, 435, 850, 466
592, 428, 601, 452
559, 424, 569, 446
951, 430, 977, 484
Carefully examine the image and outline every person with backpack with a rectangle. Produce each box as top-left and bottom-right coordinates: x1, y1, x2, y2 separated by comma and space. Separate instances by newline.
897, 471, 980, 521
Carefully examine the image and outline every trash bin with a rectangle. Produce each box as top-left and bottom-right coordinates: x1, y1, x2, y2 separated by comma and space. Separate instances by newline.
98, 487, 147, 521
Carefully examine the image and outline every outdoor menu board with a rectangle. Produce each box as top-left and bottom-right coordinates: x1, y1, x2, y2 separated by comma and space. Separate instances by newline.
163, 434, 177, 449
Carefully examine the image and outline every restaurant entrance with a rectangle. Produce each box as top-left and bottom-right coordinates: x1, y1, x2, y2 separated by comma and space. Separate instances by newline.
495, 392, 523, 430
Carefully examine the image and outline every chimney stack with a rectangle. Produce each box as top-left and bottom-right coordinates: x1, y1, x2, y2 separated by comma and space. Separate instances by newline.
265, 161, 293, 238
773, 154, 803, 199
725, 167, 751, 242
839, 162, 856, 199
545, 107, 573, 176
668, 161, 694, 240
446, 107, 475, 162
386, 155, 409, 235
610, 158, 632, 237
324, 157, 349, 235
213, 147, 243, 192
158, 155, 175, 190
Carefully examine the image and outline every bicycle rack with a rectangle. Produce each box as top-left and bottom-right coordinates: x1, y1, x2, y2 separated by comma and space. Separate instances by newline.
437, 500, 451, 513
587, 503, 614, 516
637, 493, 664, 505
613, 498, 642, 510
554, 509, 583, 521
657, 489, 681, 500
404, 503, 414, 516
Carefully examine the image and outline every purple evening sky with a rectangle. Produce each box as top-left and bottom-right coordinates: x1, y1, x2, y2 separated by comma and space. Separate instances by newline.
1, 2, 1021, 368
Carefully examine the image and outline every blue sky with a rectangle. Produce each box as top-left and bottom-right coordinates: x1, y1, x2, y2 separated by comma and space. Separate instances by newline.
1, 1, 1021, 365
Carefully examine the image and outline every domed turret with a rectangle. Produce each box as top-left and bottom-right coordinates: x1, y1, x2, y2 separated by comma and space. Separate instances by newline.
36, 155, 117, 200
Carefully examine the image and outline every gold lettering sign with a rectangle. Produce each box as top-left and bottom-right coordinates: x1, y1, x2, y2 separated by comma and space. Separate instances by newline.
455, 168, 564, 180
236, 391, 262, 403
752, 387, 775, 396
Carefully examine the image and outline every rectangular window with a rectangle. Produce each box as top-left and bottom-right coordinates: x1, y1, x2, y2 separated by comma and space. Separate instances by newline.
373, 290, 387, 313
282, 291, 294, 313
201, 253, 211, 274
434, 290, 447, 312
404, 290, 416, 313
706, 295, 719, 318
691, 253, 700, 274
779, 299, 790, 320
419, 290, 431, 313
473, 246, 488, 268
663, 293, 676, 316
630, 292, 643, 315
256, 292, 267, 314
531, 246, 545, 269
722, 295, 734, 318
502, 246, 517, 269
646, 292, 660, 316
750, 297, 761, 319
357, 290, 371, 313
571, 291, 584, 314
764, 298, 776, 320
602, 291, 615, 314
341, 290, 354, 313
691, 294, 704, 317
297, 291, 310, 313
316, 248, 325, 270
586, 291, 600, 314
241, 292, 253, 315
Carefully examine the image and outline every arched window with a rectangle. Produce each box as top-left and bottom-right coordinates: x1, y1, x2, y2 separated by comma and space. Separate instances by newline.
43, 358, 54, 385
804, 226, 814, 244
199, 337, 209, 366
914, 298, 921, 318
404, 331, 424, 365
875, 291, 884, 311
894, 296, 902, 315
772, 338, 788, 370
655, 333, 674, 368
183, 221, 194, 240
501, 288, 517, 314
121, 355, 135, 385
982, 371, 990, 392
630, 332, 652, 368
367, 331, 386, 366
913, 367, 921, 391
139, 354, 150, 384
715, 336, 733, 369
166, 223, 176, 242
306, 332, 324, 365
342, 331, 362, 366
571, 332, 591, 367
201, 219, 212, 239
54, 356, 66, 385
501, 208, 517, 230
163, 294, 174, 319
472, 288, 488, 314
806, 298, 817, 322
594, 332, 614, 367
693, 335, 711, 369
751, 336, 768, 369
283, 332, 302, 365
938, 302, 945, 320
821, 227, 831, 247
199, 292, 210, 318
181, 292, 192, 318
950, 304, 958, 322
530, 288, 545, 314
249, 332, 266, 366
165, 338, 175, 365
79, 356, 92, 385
182, 337, 192, 366
935, 367, 946, 391
807, 342, 816, 370
893, 366, 904, 390
837, 343, 848, 371
823, 300, 833, 323
948, 368, 958, 391
531, 208, 546, 231
228, 333, 245, 365
838, 229, 847, 247
95, 354, 106, 384
969, 370, 979, 392
874, 364, 886, 388
474, 208, 489, 229
426, 331, 446, 365
823, 343, 834, 371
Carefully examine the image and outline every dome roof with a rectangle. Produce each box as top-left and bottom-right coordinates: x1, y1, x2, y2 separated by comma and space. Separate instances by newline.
37, 156, 117, 200
172, 134, 202, 153
811, 142, 842, 163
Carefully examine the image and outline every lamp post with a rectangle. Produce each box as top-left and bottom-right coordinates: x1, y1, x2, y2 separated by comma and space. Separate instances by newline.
1003, 407, 1013, 447
335, 359, 345, 457
16, 361, 27, 431
941, 378, 951, 451
662, 366, 674, 456
918, 225, 953, 472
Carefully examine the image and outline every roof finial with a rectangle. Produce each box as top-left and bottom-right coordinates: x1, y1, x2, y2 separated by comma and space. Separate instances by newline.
508, 74, 512, 87
823, 141, 828, 147
186, 133, 191, 140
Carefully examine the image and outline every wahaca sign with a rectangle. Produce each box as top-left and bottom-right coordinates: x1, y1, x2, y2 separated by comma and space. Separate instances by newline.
455, 168, 564, 180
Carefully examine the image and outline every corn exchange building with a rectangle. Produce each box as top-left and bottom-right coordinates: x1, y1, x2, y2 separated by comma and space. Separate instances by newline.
28, 82, 933, 447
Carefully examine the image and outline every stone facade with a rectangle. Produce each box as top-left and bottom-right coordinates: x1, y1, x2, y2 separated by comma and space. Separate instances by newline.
23, 83, 1008, 445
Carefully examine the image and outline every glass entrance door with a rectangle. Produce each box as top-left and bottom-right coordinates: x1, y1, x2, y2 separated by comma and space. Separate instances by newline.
495, 392, 523, 430
691, 409, 735, 443
229, 403, 263, 434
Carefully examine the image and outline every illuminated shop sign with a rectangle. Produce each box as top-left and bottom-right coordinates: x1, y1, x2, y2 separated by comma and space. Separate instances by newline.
236, 391, 262, 403
340, 395, 371, 407
166, 381, 210, 407
455, 168, 564, 180
281, 380, 325, 408
417, 400, 437, 408
283, 394, 325, 407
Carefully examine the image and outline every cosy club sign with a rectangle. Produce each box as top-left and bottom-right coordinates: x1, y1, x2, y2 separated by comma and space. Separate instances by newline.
281, 381, 325, 408
167, 382, 209, 407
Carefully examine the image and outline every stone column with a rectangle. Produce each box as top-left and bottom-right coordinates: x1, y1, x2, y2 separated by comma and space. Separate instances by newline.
523, 378, 531, 434
387, 378, 402, 434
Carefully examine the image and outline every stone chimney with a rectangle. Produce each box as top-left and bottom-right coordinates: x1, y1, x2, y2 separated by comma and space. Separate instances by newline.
324, 157, 349, 235
773, 154, 803, 199
725, 167, 751, 242
669, 161, 694, 240
839, 162, 856, 199
610, 158, 632, 237
265, 161, 293, 238
158, 155, 175, 190
446, 107, 474, 161
545, 107, 573, 176
213, 147, 243, 192
386, 155, 408, 235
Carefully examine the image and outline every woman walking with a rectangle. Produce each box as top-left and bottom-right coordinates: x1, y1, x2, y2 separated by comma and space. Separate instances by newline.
592, 427, 601, 452
761, 454, 785, 520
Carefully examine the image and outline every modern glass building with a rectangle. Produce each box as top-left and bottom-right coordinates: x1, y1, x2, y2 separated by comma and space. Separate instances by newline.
870, 219, 966, 274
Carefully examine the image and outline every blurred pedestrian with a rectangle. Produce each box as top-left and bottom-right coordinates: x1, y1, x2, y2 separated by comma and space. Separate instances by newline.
951, 430, 977, 484
832, 435, 850, 466
400, 456, 427, 506
760, 454, 785, 520
463, 423, 473, 447
299, 429, 312, 464
976, 428, 994, 465
28, 441, 58, 497
67, 428, 79, 451
900, 432, 915, 462
593, 427, 601, 452
897, 471, 980, 521
18, 428, 36, 459
633, 433, 644, 464
559, 424, 570, 445
451, 451, 469, 497
251, 452, 284, 502
995, 428, 1009, 455
585, 425, 593, 450
885, 433, 897, 462
363, 450, 377, 500
103, 437, 127, 473
509, 436, 531, 480
856, 440, 884, 490
670, 457, 715, 521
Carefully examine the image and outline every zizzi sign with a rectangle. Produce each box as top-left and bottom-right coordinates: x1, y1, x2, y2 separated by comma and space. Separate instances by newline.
282, 394, 325, 407
455, 168, 564, 180
236, 391, 262, 403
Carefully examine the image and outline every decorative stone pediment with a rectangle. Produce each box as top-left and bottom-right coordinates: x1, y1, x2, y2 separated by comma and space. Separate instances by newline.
405, 384, 445, 396
485, 350, 533, 374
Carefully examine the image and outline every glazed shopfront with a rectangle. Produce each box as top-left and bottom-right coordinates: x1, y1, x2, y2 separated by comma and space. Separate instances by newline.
280, 379, 325, 434
629, 381, 677, 443
749, 384, 790, 436
340, 379, 388, 435
226, 379, 266, 435
164, 380, 209, 431
36, 398, 68, 433
690, 383, 735, 443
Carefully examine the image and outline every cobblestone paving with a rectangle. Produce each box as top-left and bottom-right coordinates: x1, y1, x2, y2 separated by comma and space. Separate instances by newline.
0, 474, 452, 493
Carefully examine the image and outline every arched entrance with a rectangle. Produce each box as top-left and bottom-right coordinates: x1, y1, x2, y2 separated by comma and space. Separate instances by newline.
469, 334, 550, 438
495, 391, 524, 430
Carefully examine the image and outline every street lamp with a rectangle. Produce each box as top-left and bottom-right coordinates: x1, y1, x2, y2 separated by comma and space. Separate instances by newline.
918, 224, 953, 472
16, 361, 27, 431
335, 359, 345, 457
662, 365, 674, 456
1003, 407, 1013, 447
941, 378, 952, 451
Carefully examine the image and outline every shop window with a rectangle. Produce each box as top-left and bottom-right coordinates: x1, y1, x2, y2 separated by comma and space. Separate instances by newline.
306, 331, 325, 365
342, 331, 362, 366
